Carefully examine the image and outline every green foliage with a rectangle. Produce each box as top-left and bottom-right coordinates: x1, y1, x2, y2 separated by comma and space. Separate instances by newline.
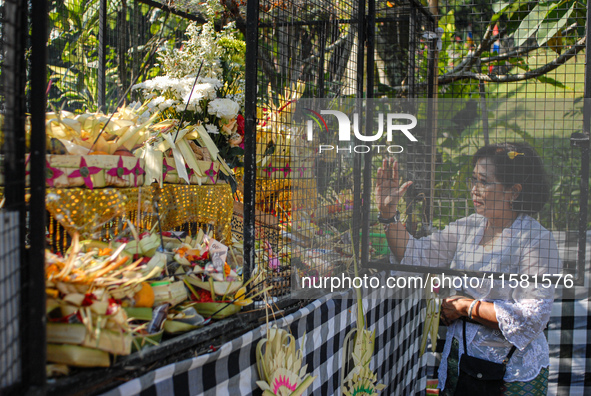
428, 0, 588, 232
47, 0, 190, 112
430, 99, 588, 231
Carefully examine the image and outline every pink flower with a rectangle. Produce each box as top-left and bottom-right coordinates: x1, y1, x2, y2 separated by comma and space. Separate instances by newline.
162, 158, 175, 179
106, 156, 131, 180
130, 159, 145, 187
205, 162, 218, 183
269, 257, 280, 270
46, 159, 64, 188
280, 162, 291, 178
68, 157, 102, 189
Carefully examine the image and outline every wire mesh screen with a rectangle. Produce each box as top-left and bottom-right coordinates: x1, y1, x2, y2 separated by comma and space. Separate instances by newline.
47, 0, 192, 113
43, 0, 220, 249
365, 0, 589, 288
250, 0, 437, 298
0, 0, 26, 389
373, 1, 435, 98
253, 0, 364, 299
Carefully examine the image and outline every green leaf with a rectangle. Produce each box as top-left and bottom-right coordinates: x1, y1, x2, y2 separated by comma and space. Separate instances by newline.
537, 1, 575, 46
491, 0, 520, 22
535, 75, 573, 90
492, 0, 516, 13
438, 10, 455, 30
150, 22, 162, 35
48, 65, 69, 75
514, 2, 555, 47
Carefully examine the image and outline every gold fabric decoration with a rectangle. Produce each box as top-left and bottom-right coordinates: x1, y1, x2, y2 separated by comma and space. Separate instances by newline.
38, 184, 233, 245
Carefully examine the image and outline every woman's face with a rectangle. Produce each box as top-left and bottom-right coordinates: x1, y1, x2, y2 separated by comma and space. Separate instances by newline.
471, 157, 515, 221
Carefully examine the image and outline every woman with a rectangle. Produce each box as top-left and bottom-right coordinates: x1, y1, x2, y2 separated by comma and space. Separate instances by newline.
375, 142, 561, 395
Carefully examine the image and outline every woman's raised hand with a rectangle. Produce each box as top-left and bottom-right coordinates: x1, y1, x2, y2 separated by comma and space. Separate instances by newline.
376, 158, 413, 219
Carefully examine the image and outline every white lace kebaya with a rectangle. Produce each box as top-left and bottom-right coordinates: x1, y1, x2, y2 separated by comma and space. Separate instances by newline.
400, 214, 561, 389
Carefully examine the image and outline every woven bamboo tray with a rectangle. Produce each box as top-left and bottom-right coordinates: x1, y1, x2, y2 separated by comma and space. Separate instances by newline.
42, 154, 145, 189
162, 157, 220, 185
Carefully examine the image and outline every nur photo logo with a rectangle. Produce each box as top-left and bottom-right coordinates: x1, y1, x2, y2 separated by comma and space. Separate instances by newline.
303, 108, 418, 154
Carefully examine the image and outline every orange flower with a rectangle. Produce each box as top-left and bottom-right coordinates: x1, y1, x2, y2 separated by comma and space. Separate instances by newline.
98, 247, 113, 256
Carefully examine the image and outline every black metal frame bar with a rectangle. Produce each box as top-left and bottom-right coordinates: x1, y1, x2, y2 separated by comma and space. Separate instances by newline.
360, 0, 376, 266
351, 0, 366, 261
243, 0, 259, 284
574, 1, 591, 288
25, 0, 49, 393
1, 0, 27, 393
97, 0, 107, 112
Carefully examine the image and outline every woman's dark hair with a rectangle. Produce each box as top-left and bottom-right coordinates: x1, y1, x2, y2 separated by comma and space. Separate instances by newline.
472, 142, 550, 214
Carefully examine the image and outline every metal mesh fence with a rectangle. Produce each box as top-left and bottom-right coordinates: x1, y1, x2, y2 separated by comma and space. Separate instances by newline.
0, 0, 589, 391
352, 1, 589, 289
0, 0, 26, 389
373, 1, 435, 98
249, 0, 437, 298
252, 0, 366, 299
46, 0, 192, 113
275, 0, 589, 295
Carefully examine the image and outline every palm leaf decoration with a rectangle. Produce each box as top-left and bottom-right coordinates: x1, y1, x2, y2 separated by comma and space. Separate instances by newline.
340, 235, 385, 395
256, 326, 316, 396
420, 274, 441, 355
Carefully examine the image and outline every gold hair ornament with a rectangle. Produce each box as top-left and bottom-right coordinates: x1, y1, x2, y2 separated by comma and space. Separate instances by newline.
507, 151, 524, 160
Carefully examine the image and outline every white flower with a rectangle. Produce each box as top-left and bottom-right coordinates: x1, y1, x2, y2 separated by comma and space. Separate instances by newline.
208, 98, 240, 120
148, 96, 165, 109
198, 77, 223, 89
205, 124, 219, 134
158, 99, 176, 110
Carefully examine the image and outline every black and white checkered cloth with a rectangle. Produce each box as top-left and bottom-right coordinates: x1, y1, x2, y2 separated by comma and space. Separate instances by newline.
424, 293, 591, 396
547, 295, 590, 395
101, 274, 427, 396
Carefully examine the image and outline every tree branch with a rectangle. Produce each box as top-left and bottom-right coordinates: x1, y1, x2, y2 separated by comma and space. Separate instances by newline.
447, 24, 502, 75
438, 36, 586, 84
480, 23, 579, 64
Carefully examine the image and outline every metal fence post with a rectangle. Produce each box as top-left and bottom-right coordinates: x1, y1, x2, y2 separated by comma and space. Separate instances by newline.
25, 0, 49, 392
97, 0, 107, 112
574, 1, 591, 287
1, 0, 27, 392
361, 0, 376, 266
243, 0, 259, 284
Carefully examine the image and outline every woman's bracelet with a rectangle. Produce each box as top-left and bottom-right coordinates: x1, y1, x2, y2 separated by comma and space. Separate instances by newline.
468, 299, 479, 319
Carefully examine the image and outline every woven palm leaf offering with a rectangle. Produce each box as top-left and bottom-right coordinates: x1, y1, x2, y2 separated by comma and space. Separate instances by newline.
39, 106, 158, 189
340, 238, 385, 396
172, 230, 266, 320
256, 326, 316, 396
256, 83, 306, 181
45, 234, 165, 370
255, 284, 316, 396
135, 121, 229, 186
